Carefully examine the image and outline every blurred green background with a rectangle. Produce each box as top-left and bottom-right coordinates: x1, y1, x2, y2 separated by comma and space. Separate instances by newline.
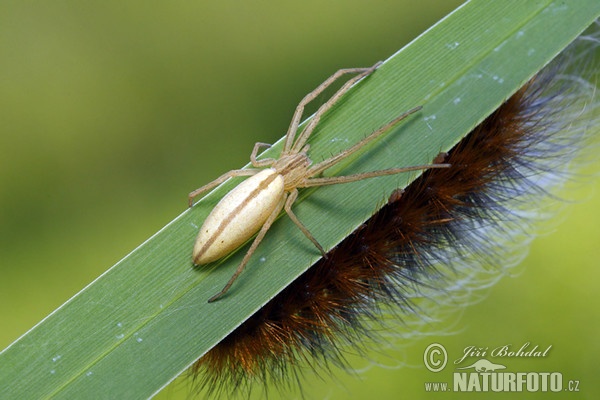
1, 1, 598, 399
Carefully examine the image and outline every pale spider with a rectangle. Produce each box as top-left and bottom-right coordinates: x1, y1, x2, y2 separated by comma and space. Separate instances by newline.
188, 62, 449, 302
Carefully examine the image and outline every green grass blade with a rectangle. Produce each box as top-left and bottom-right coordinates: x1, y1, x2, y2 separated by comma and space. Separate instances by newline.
1, 1, 599, 399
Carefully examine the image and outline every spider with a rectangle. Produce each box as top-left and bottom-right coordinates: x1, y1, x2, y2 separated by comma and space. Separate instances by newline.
188, 62, 449, 302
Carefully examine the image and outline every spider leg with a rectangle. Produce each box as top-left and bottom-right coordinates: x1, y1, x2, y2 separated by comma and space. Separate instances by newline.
250, 142, 276, 167
302, 164, 450, 187
207, 194, 286, 302
308, 106, 422, 177
283, 62, 382, 154
284, 188, 326, 256
188, 169, 261, 207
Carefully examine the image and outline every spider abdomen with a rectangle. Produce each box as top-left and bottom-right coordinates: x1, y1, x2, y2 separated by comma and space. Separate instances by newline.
193, 168, 284, 265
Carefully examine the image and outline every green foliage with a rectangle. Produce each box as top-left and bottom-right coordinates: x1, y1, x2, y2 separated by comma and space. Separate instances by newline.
1, 1, 599, 399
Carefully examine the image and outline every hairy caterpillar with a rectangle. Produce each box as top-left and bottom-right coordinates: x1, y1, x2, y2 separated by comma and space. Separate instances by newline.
188, 20, 600, 399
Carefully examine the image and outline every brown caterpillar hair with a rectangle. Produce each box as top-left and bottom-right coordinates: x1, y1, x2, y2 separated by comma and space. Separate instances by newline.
190, 21, 600, 399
